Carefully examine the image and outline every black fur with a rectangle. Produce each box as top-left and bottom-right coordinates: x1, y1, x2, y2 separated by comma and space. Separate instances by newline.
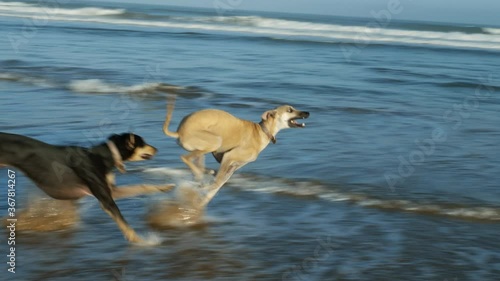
0, 132, 156, 238
107, 133, 147, 161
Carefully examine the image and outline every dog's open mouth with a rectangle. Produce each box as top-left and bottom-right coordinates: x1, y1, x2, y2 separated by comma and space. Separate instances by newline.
141, 153, 154, 160
289, 116, 308, 128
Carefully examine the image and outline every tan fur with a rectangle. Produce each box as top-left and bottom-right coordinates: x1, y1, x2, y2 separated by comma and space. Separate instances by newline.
127, 145, 157, 162
163, 95, 309, 207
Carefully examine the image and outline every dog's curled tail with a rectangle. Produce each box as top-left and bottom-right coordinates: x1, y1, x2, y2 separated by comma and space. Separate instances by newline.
163, 95, 179, 139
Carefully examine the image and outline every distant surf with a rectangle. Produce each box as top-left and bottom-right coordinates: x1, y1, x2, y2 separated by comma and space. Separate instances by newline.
0, 1, 125, 16
68, 79, 184, 94
1, 1, 499, 51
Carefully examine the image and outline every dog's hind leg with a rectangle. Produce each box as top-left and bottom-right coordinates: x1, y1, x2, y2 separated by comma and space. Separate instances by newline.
181, 151, 209, 181
180, 132, 222, 181
111, 184, 175, 200
193, 154, 206, 176
193, 154, 215, 177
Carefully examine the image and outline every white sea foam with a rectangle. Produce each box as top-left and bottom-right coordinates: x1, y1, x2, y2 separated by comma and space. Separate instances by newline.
0, 71, 54, 87
143, 167, 192, 177
0, 1, 124, 16
0, 71, 185, 94
67, 79, 184, 94
484, 27, 500, 35
145, 167, 500, 222
0, 72, 18, 81
1, 2, 499, 51
136, 232, 164, 246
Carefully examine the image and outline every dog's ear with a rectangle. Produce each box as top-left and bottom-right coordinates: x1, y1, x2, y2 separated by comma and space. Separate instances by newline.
261, 110, 276, 121
126, 133, 135, 150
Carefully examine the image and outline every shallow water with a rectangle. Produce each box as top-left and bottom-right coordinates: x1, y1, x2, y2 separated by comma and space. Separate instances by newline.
1, 1, 500, 280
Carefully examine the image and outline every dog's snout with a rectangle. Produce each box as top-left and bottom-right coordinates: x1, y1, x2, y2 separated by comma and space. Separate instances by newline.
302, 112, 310, 118
150, 145, 158, 154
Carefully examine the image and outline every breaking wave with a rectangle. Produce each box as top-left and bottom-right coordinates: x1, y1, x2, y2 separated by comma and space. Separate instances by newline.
1, 1, 499, 51
68, 79, 183, 94
0, 1, 125, 17
0, 71, 188, 95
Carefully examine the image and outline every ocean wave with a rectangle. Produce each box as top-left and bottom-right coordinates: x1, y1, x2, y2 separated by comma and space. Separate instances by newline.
0, 1, 125, 16
484, 27, 500, 35
3, 11, 498, 52
0, 71, 185, 94
0, 71, 54, 87
0, 69, 217, 99
68, 79, 183, 94
1, 2, 499, 51
145, 167, 500, 222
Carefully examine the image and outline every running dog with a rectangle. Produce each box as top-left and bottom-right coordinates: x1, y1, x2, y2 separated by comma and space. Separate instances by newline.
163, 96, 309, 207
0, 132, 174, 243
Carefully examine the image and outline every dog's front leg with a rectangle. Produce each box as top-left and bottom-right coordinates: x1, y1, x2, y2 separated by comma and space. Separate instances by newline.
200, 161, 243, 207
72, 162, 143, 243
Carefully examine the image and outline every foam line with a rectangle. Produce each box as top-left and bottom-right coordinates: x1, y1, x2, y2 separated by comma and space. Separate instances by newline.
0, 2, 499, 51
145, 167, 500, 222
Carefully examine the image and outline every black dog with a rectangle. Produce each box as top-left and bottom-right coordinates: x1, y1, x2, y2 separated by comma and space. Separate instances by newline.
0, 132, 173, 243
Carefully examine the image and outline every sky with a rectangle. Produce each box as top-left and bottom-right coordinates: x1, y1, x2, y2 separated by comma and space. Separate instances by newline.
106, 0, 500, 26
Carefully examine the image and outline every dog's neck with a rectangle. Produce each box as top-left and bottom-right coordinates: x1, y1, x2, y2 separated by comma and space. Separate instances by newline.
259, 121, 276, 144
106, 141, 126, 173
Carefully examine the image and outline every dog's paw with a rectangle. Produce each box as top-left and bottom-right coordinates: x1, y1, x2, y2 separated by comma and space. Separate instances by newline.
127, 232, 144, 244
204, 169, 216, 175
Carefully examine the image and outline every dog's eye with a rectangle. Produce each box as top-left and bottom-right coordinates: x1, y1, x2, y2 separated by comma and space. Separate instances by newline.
287, 108, 293, 113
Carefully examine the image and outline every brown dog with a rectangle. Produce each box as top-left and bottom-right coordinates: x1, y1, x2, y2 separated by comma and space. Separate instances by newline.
163, 96, 309, 207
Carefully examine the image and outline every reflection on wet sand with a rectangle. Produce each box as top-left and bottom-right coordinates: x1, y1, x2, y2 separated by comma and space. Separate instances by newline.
4, 197, 79, 231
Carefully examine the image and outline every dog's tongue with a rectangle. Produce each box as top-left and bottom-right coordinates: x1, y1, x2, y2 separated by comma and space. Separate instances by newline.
291, 120, 305, 127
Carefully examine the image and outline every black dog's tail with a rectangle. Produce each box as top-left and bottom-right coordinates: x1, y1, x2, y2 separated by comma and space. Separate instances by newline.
163, 95, 179, 139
